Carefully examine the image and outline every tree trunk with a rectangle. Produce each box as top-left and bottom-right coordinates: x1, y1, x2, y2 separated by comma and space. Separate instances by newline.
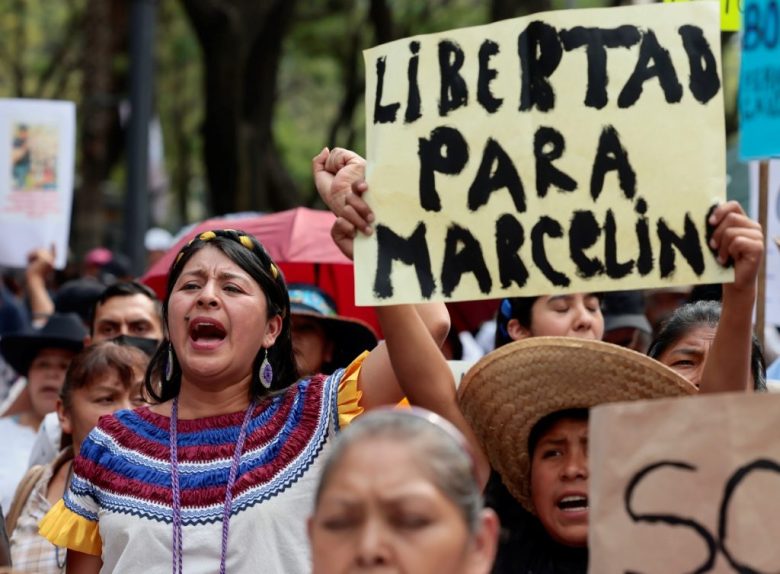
182, 0, 299, 215
491, 0, 552, 21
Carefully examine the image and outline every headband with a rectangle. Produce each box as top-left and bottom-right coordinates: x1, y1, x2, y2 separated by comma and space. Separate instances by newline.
173, 229, 280, 280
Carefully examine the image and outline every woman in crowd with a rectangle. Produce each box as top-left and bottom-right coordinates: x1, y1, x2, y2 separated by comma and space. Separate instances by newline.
7, 342, 147, 574
650, 299, 766, 391
309, 408, 499, 574
0, 313, 86, 514
41, 229, 448, 573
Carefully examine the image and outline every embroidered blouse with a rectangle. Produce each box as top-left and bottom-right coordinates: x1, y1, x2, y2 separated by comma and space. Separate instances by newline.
40, 355, 366, 574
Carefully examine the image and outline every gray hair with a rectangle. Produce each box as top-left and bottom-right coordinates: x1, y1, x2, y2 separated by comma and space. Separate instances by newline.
315, 409, 484, 533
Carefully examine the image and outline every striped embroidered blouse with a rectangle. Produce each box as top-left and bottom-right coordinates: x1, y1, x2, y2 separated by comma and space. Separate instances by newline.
40, 355, 365, 574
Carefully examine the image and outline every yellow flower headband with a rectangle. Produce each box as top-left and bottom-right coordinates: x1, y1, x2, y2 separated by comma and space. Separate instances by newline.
173, 229, 280, 280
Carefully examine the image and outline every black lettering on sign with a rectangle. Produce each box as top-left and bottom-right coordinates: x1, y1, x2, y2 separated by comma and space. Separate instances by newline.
743, 0, 780, 50
657, 214, 705, 278
604, 209, 635, 279
618, 30, 683, 108
441, 225, 492, 297
518, 21, 563, 112
559, 25, 642, 109
634, 198, 654, 276
478, 39, 503, 114
678, 26, 721, 104
568, 210, 604, 279
418, 127, 469, 212
590, 125, 637, 202
531, 216, 571, 287
439, 40, 469, 116
624, 461, 718, 573
495, 214, 529, 289
718, 459, 780, 573
534, 126, 577, 198
467, 138, 526, 212
405, 41, 422, 124
373, 56, 400, 124
622, 457, 780, 572
374, 223, 436, 299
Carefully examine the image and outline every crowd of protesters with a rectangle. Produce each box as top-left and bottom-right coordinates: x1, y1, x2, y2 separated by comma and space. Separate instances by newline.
0, 145, 775, 574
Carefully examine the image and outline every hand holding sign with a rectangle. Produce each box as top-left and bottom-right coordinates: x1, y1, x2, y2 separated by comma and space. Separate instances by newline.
708, 201, 764, 292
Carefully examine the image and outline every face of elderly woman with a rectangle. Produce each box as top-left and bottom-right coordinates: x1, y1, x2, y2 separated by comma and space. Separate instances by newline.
167, 245, 281, 387
310, 437, 496, 574
655, 325, 716, 389
530, 417, 589, 548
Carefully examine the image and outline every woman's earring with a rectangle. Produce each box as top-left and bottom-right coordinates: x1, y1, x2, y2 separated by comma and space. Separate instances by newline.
165, 343, 174, 383
259, 350, 273, 389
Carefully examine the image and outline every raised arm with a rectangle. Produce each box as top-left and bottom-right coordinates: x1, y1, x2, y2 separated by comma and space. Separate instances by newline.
699, 201, 764, 393
313, 147, 450, 408
25, 246, 56, 327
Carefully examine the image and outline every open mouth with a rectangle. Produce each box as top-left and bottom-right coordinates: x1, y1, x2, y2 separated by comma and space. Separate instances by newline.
557, 495, 589, 512
189, 319, 227, 343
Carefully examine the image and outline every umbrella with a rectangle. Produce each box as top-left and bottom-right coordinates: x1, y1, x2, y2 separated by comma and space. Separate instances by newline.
139, 207, 380, 334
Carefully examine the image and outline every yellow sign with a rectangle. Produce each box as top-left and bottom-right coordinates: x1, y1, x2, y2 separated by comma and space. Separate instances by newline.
357, 3, 731, 305
663, 0, 741, 31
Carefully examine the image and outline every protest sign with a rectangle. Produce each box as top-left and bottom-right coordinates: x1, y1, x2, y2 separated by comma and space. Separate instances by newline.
589, 392, 780, 573
750, 159, 780, 325
739, 0, 780, 160
663, 0, 742, 31
358, 3, 732, 305
0, 99, 75, 269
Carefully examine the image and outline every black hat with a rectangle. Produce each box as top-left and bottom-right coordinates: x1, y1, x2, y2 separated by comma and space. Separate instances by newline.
0, 312, 87, 376
602, 291, 652, 334
288, 284, 378, 372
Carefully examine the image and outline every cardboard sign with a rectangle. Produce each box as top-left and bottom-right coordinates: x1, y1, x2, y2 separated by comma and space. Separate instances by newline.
750, 159, 780, 324
0, 99, 76, 269
358, 3, 732, 305
663, 0, 742, 31
739, 0, 780, 160
589, 392, 780, 573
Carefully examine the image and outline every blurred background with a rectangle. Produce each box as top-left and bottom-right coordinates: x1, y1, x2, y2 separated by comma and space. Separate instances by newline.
0, 0, 745, 263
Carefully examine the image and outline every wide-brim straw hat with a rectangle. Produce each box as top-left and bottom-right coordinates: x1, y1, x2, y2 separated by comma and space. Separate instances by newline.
457, 337, 697, 514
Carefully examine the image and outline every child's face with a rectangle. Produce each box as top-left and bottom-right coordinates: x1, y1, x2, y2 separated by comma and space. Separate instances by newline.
59, 367, 145, 455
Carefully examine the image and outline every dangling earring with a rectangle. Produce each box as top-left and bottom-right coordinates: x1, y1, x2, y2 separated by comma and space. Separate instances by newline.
164, 343, 174, 383
259, 349, 273, 389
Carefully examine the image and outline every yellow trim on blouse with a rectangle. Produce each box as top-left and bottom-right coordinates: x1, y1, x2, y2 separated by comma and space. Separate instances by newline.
337, 351, 368, 427
39, 499, 102, 556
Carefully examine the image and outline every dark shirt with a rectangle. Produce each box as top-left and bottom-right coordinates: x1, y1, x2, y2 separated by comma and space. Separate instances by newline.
485, 471, 588, 574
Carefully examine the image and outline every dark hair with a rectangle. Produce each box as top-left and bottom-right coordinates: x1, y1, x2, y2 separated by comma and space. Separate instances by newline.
494, 297, 539, 349
61, 341, 148, 411
528, 408, 589, 459
91, 280, 162, 335
144, 230, 299, 403
647, 300, 767, 391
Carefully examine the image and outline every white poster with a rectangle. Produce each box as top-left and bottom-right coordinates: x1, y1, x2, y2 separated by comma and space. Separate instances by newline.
749, 160, 780, 326
0, 99, 76, 269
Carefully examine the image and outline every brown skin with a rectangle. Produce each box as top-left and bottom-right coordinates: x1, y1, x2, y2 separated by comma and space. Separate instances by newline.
309, 437, 498, 574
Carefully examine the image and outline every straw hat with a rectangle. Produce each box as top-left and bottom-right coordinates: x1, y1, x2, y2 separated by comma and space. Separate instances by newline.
457, 337, 696, 514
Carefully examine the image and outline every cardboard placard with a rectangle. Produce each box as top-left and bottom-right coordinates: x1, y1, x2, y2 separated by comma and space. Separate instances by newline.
358, 3, 732, 305
0, 99, 76, 269
589, 392, 780, 573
